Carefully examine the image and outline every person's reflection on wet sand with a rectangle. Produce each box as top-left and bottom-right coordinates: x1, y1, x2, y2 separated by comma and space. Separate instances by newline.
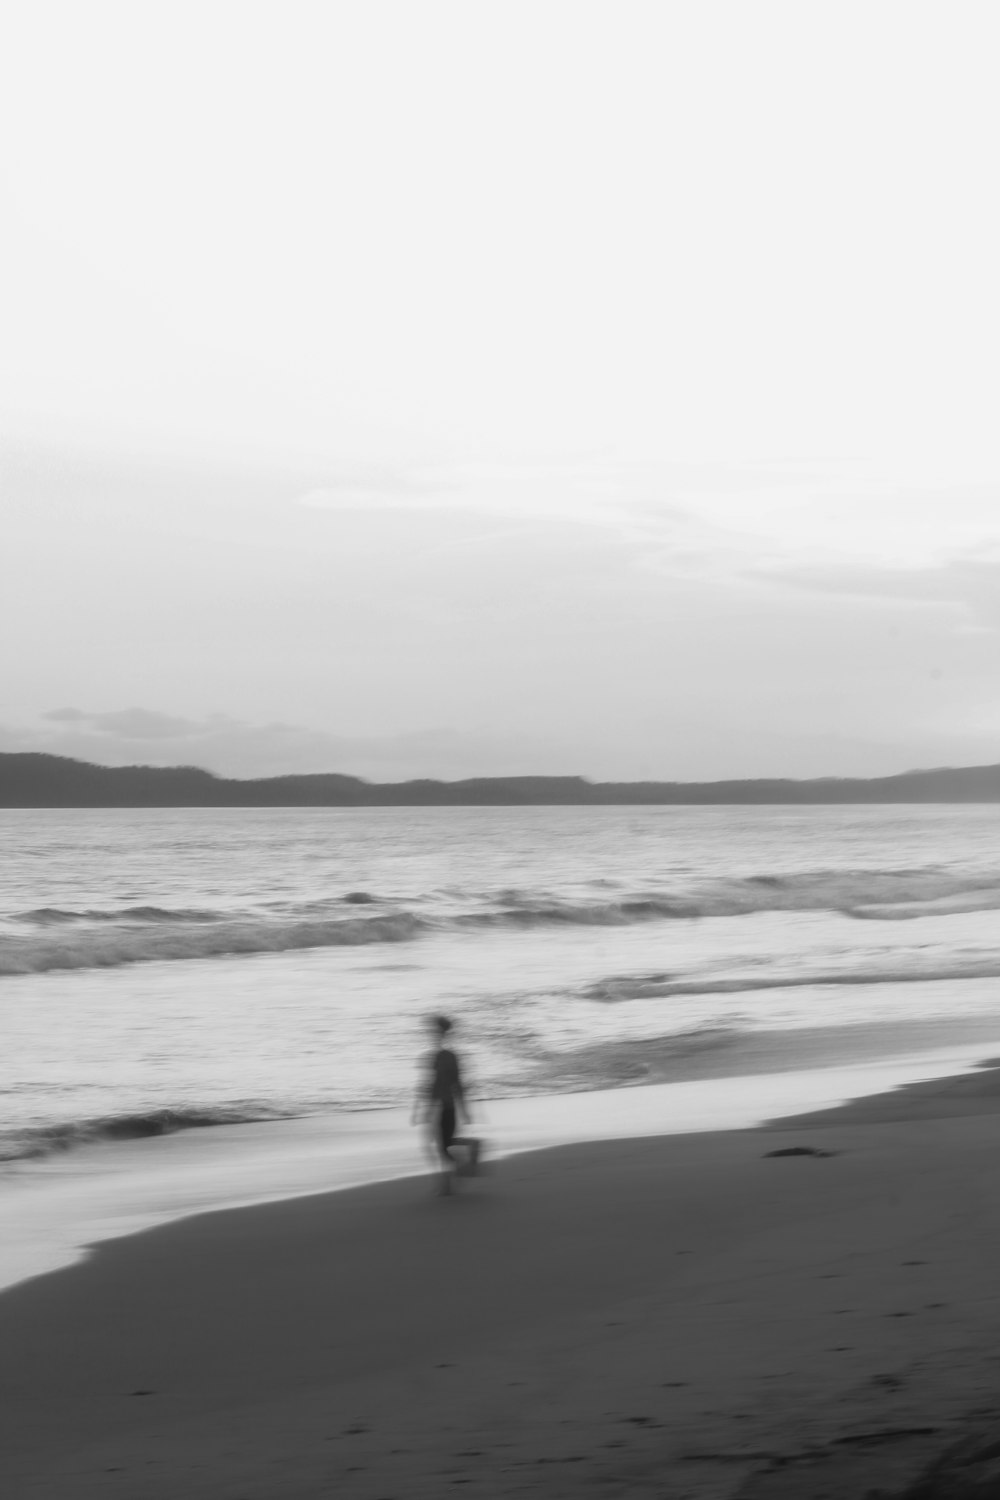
412, 1014, 479, 1194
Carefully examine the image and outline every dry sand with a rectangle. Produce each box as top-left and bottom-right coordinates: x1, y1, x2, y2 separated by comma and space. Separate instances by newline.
4, 1067, 1000, 1498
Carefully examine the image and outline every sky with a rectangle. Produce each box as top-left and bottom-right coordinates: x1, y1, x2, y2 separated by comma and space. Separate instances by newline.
3, 0, 1000, 782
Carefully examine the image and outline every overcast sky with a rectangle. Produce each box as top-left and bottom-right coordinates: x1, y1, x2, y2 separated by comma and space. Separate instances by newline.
3, 1, 1000, 781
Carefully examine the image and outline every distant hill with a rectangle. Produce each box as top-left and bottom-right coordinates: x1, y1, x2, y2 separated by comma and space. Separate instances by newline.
3, 751, 1000, 806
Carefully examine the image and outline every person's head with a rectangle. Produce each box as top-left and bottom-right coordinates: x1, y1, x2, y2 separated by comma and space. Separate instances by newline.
428, 1013, 453, 1040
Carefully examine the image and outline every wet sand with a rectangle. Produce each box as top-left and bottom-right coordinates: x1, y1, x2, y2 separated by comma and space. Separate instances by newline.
4, 1065, 1000, 1498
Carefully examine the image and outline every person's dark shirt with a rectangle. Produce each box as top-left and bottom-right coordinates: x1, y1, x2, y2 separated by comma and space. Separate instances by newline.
430, 1046, 461, 1105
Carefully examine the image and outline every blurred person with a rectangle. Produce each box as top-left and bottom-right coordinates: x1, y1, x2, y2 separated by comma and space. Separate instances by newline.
413, 1014, 479, 1194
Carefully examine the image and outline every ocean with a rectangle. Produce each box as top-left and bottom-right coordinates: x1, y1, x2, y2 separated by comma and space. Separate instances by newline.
4, 803, 1000, 1284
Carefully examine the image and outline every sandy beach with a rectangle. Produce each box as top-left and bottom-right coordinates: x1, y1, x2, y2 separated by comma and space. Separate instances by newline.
3, 1067, 1000, 1498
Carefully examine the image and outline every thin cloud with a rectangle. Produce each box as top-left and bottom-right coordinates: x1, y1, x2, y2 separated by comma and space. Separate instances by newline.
43, 707, 89, 724
756, 559, 1000, 631
298, 460, 1000, 586
299, 459, 691, 526
43, 707, 207, 739
297, 462, 449, 510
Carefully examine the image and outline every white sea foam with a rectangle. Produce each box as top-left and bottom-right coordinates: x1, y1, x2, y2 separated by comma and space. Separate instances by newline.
581, 953, 1000, 1001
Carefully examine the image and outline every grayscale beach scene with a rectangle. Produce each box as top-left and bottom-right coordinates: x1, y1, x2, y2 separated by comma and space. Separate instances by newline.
4, 1, 1000, 1496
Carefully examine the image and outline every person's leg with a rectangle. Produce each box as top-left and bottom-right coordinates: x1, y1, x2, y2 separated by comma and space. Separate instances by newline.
436, 1103, 457, 1194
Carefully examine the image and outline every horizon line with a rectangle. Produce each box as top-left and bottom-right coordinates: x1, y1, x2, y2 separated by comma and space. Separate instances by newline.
4, 748, 1000, 791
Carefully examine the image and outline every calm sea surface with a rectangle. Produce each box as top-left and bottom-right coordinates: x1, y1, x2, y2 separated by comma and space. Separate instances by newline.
3, 804, 1000, 1159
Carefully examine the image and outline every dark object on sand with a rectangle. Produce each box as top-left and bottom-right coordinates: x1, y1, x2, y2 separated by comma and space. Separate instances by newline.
763, 1146, 836, 1158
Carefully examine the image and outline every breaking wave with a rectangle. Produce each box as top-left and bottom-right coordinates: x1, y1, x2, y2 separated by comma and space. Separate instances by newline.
4, 866, 1000, 975
0, 1104, 297, 1163
18, 904, 227, 926
468, 869, 1000, 927
0, 911, 427, 975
